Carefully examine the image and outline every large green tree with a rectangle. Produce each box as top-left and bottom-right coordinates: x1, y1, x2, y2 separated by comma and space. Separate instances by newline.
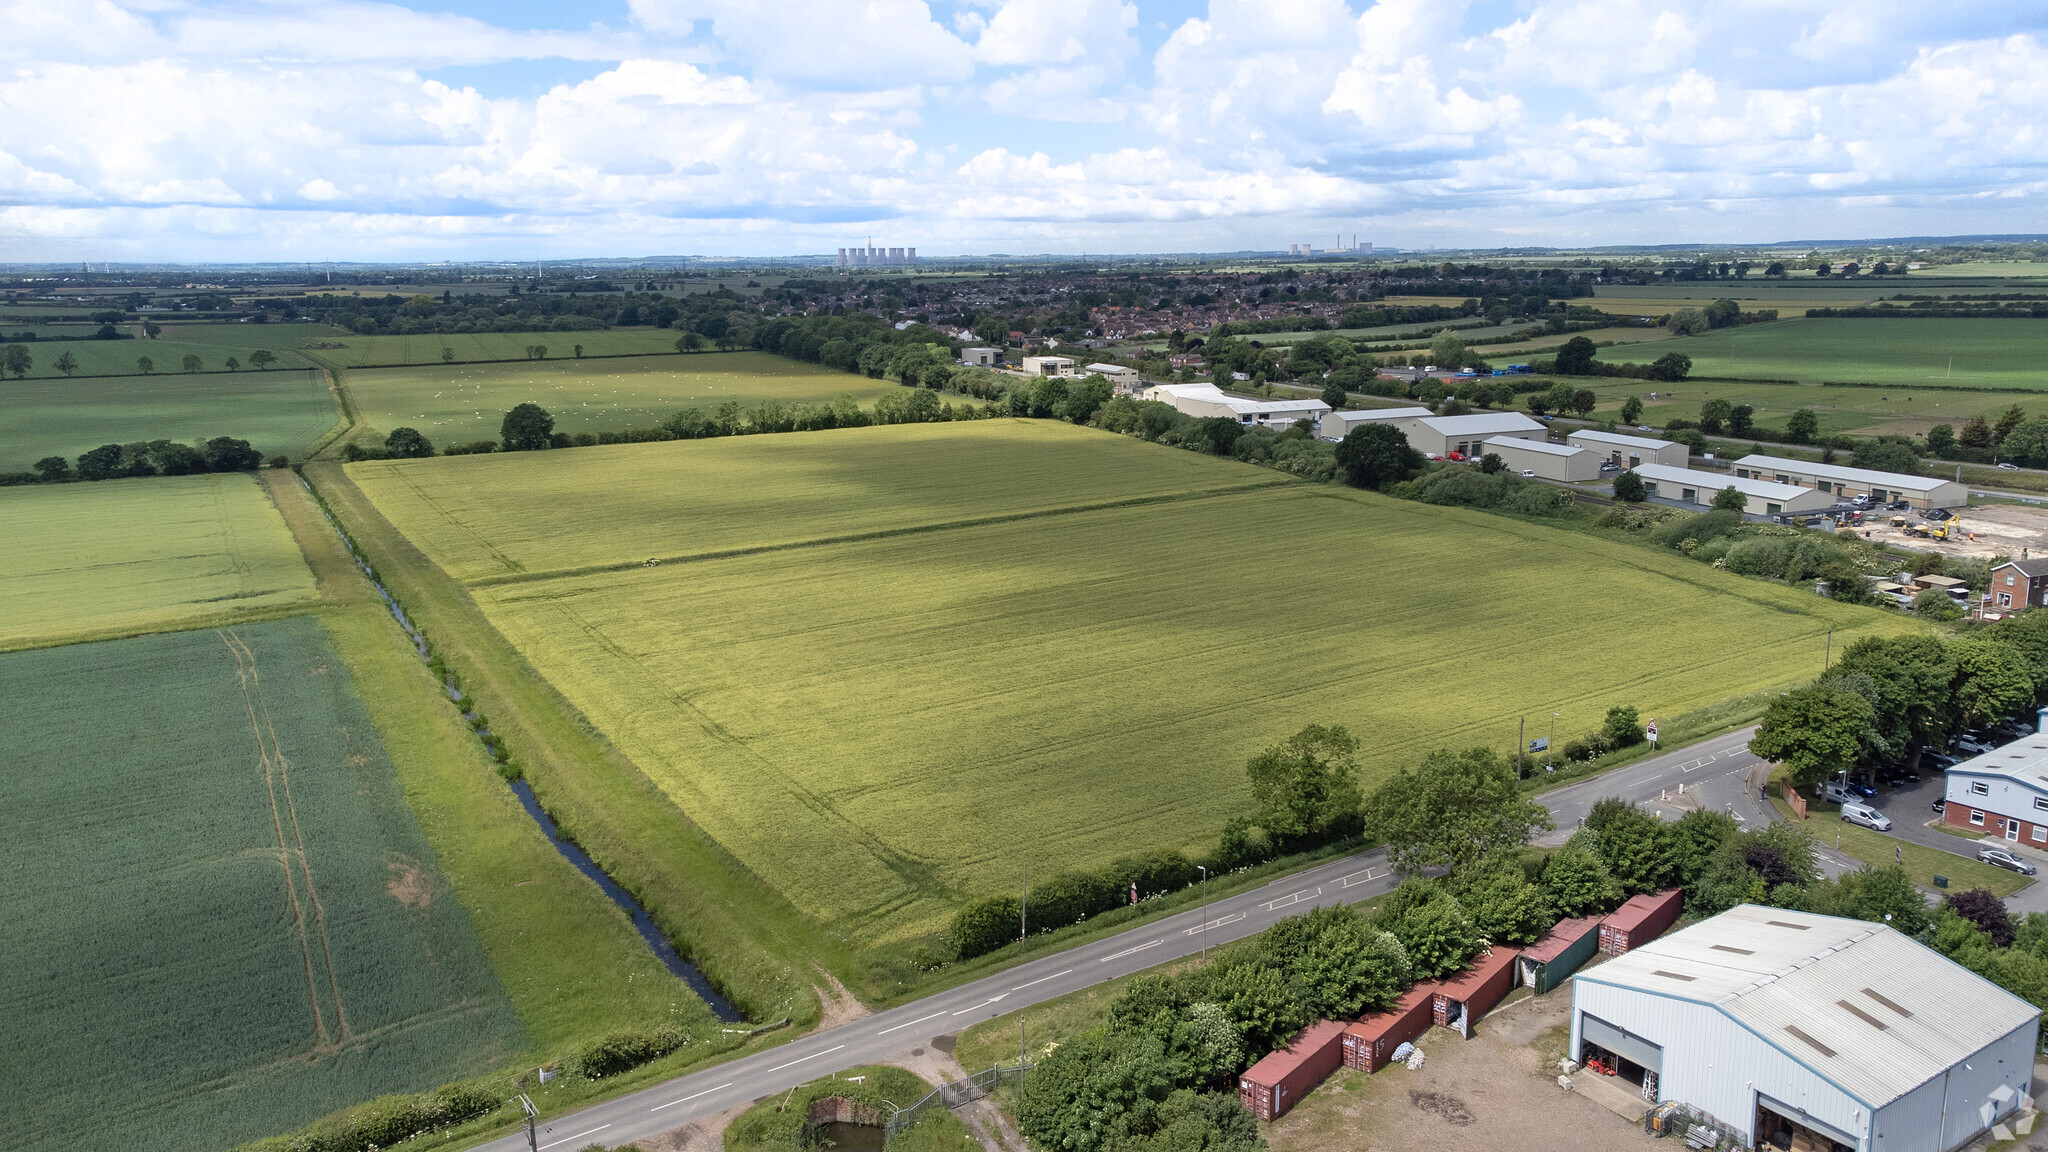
1540, 833, 1621, 917
500, 402, 556, 451
1750, 682, 1876, 788
1554, 336, 1597, 375
1334, 423, 1422, 490
384, 427, 435, 458
1951, 638, 2034, 729
1244, 724, 1362, 846
1583, 797, 1668, 894
1828, 635, 1959, 761
1362, 747, 1553, 876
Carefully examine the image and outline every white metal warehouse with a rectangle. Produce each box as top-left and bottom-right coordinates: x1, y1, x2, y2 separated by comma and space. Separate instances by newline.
1572, 905, 2038, 1152
1319, 407, 1433, 441
1631, 463, 1836, 517
1568, 429, 1690, 469
1484, 435, 1601, 481
1733, 454, 1968, 510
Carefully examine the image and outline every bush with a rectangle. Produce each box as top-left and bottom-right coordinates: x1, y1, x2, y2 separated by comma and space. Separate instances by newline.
232, 1081, 502, 1152
1611, 470, 1647, 502
1649, 510, 1741, 550
444, 439, 497, 455
948, 895, 1022, 960
570, 1024, 690, 1079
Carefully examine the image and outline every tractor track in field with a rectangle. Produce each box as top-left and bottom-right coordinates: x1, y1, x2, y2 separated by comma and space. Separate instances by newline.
220, 627, 351, 1045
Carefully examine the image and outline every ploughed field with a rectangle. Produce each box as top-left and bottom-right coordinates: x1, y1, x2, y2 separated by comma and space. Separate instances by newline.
350, 420, 1914, 945
0, 473, 320, 649
0, 365, 337, 471
0, 617, 525, 1152
338, 351, 899, 448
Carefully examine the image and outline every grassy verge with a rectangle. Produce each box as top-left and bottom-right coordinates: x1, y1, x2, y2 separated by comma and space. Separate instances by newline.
953, 966, 1173, 1072
301, 461, 843, 1023
1516, 690, 1774, 795
1764, 789, 2025, 895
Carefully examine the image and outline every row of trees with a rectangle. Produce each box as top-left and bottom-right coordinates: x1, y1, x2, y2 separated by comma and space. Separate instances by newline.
1, 436, 266, 485
0, 346, 279, 379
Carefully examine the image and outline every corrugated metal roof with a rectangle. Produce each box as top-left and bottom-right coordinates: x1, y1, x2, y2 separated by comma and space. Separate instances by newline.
1523, 916, 1601, 962
1416, 412, 1545, 436
1579, 905, 2038, 1106
1568, 429, 1678, 451
1945, 733, 2048, 790
1733, 454, 1956, 494
1605, 889, 1682, 931
1435, 947, 1518, 995
1632, 463, 1808, 500
1242, 1019, 1348, 1081
1484, 435, 1587, 458
1332, 406, 1433, 420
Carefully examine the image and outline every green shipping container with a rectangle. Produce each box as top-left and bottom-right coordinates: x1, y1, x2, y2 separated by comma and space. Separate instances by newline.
1517, 915, 1602, 994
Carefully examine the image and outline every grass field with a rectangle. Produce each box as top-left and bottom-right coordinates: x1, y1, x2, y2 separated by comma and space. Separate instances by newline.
0, 322, 331, 377
1, 617, 526, 1152
346, 420, 1282, 582
354, 421, 1915, 947
1, 473, 319, 649
0, 366, 339, 470
336, 351, 892, 448
307, 328, 701, 369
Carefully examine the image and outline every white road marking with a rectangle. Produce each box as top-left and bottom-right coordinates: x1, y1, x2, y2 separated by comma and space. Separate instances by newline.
767, 1044, 844, 1073
953, 993, 1010, 1016
1184, 912, 1246, 935
540, 1126, 611, 1150
877, 1012, 948, 1036
1339, 867, 1380, 888
652, 1083, 732, 1111
1010, 969, 1073, 992
1099, 939, 1164, 962
1262, 887, 1320, 910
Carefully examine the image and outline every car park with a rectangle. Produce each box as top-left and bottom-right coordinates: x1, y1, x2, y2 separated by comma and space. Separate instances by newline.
1841, 803, 1892, 831
1978, 847, 2039, 875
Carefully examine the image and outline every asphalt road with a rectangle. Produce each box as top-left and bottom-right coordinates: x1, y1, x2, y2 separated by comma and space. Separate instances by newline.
478, 726, 1851, 1151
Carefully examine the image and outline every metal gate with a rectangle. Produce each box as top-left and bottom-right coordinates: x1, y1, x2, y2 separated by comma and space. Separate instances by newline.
884, 1063, 1033, 1142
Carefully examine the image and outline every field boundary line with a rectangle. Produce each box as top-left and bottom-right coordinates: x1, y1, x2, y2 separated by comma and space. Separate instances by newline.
223, 627, 353, 1040
463, 480, 1303, 588
221, 628, 331, 1045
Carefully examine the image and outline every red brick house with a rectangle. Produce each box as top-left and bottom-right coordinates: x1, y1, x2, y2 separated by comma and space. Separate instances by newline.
1989, 558, 2048, 612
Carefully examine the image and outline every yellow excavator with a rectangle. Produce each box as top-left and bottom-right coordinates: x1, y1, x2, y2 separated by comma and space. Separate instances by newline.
1906, 508, 1961, 541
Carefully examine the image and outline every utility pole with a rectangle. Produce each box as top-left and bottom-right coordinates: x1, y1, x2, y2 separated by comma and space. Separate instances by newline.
1825, 628, 1833, 671
517, 1093, 539, 1152
1020, 866, 1028, 952
1517, 716, 1525, 777
1196, 865, 1209, 960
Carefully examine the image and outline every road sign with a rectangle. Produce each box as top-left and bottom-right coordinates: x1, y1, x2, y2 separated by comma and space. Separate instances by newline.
1646, 720, 1658, 744
1529, 737, 1549, 752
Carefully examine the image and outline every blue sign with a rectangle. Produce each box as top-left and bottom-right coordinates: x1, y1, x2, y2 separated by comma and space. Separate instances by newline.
1529, 737, 1549, 752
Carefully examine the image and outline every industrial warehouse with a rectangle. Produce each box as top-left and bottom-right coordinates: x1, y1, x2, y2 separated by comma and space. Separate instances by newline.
1571, 905, 2038, 1152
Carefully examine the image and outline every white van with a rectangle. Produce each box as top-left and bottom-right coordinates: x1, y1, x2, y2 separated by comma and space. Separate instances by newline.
1820, 779, 1856, 805
1841, 803, 1892, 831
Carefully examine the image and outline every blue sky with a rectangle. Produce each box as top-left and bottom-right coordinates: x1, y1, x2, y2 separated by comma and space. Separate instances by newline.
0, 1, 2042, 260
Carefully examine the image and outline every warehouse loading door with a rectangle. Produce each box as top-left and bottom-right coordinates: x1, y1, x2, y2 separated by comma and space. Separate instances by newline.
1755, 1094, 1855, 1152
1579, 1013, 1662, 1095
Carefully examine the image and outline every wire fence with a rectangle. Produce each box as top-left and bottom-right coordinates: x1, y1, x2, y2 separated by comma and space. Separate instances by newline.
884, 1063, 1033, 1141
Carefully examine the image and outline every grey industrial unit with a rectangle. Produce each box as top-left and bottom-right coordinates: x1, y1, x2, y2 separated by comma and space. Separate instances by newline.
1483, 435, 1601, 481
1571, 905, 2039, 1152
1567, 429, 1690, 469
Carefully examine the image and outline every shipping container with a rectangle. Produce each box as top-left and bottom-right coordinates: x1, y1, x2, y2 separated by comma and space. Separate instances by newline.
1518, 916, 1602, 994
1431, 947, 1519, 1038
1238, 1019, 1347, 1120
1599, 889, 1684, 955
1340, 984, 1437, 1072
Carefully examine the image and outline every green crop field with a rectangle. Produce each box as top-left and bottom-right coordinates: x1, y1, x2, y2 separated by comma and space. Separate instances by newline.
0, 366, 339, 470
336, 351, 894, 448
347, 420, 1279, 582
0, 322, 331, 377
1, 473, 320, 649
0, 617, 525, 1152
354, 421, 1914, 946
308, 327, 702, 369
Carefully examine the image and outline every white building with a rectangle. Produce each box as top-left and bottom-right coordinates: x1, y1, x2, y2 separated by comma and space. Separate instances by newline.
1733, 454, 1968, 510
1139, 383, 1331, 427
1632, 464, 1837, 517
960, 347, 1002, 368
1020, 355, 1077, 377
1572, 904, 2038, 1152
1083, 363, 1142, 392
1484, 436, 1601, 482
1387, 411, 1547, 459
1568, 429, 1690, 469
1941, 728, 2048, 846
1319, 407, 1434, 441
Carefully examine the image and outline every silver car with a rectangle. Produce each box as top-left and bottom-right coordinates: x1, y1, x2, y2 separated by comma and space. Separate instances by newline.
1978, 847, 2039, 875
1841, 803, 1892, 831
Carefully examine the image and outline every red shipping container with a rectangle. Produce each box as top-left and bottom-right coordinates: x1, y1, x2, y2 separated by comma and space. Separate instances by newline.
1430, 947, 1519, 1038
1598, 888, 1683, 955
1238, 1019, 1347, 1120
1340, 984, 1437, 1073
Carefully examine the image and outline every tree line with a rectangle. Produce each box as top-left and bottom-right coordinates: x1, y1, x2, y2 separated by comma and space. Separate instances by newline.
1, 436, 268, 485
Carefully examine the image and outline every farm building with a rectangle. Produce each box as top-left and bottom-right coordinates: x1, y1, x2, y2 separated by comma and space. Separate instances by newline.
1732, 454, 1967, 510
1239, 1019, 1347, 1120
1020, 355, 1077, 377
1319, 406, 1434, 441
1391, 411, 1546, 458
1571, 904, 2039, 1152
1989, 558, 2048, 612
1518, 916, 1601, 994
960, 347, 1002, 368
1431, 947, 1519, 1038
1138, 383, 1331, 427
1942, 730, 2048, 847
1483, 436, 1601, 482
1567, 429, 1690, 469
1084, 363, 1142, 391
1341, 985, 1437, 1073
1598, 889, 1683, 955
1631, 464, 1836, 517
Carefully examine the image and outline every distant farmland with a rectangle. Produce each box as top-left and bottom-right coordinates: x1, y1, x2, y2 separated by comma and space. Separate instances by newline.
338, 351, 893, 447
1, 473, 319, 649
356, 421, 1914, 945
308, 328, 709, 369
0, 366, 339, 470
0, 618, 525, 1152
0, 321, 330, 378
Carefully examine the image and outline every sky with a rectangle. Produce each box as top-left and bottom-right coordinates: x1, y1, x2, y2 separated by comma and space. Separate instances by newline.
0, 0, 2043, 261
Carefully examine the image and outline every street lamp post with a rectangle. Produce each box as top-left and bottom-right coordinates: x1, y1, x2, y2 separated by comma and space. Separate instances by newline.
1197, 865, 1209, 960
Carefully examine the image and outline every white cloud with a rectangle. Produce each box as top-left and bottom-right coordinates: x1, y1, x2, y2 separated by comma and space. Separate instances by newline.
0, 0, 2039, 257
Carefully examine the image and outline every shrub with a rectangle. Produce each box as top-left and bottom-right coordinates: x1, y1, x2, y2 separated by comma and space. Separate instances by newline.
948, 895, 1022, 960
443, 439, 498, 455
233, 1081, 502, 1152
570, 1024, 691, 1079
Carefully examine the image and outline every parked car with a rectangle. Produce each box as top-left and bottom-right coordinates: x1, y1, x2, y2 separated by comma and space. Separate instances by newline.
1932, 798, 1946, 813
1999, 462, 2020, 471
1520, 469, 1536, 478
1841, 803, 1892, 831
1848, 777, 1877, 798
1979, 847, 2039, 875
1955, 737, 1996, 755
1924, 753, 1961, 770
